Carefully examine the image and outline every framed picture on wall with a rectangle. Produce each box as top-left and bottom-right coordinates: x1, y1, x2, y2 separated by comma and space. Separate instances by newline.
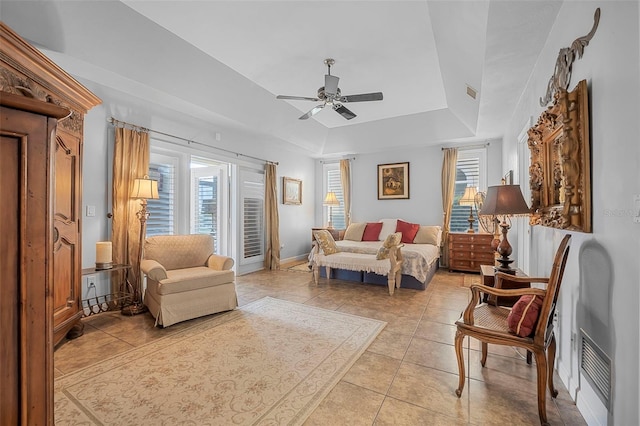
378, 162, 410, 200
283, 177, 302, 205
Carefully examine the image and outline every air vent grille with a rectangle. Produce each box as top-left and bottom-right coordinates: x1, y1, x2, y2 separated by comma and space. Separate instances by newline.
466, 85, 477, 100
580, 328, 611, 409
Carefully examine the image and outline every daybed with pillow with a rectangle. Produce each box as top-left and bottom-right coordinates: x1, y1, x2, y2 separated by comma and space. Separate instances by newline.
311, 219, 442, 290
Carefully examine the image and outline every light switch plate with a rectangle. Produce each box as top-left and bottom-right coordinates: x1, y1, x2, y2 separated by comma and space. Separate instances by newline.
86, 205, 96, 217
634, 195, 640, 224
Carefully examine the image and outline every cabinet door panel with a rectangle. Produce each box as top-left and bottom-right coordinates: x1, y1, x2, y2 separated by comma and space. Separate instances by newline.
52, 130, 82, 343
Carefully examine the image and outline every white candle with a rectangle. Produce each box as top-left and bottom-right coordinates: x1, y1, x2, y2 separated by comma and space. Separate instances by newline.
96, 241, 112, 264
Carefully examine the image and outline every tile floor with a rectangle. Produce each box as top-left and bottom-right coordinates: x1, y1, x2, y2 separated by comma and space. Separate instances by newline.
55, 267, 587, 425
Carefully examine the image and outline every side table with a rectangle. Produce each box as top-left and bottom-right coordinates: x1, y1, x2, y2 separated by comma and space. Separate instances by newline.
479, 264, 529, 306
81, 264, 132, 316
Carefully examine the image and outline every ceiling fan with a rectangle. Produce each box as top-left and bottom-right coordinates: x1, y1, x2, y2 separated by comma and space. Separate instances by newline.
276, 58, 383, 121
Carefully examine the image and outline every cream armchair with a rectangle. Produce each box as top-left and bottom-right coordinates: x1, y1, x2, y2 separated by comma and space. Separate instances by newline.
140, 234, 237, 327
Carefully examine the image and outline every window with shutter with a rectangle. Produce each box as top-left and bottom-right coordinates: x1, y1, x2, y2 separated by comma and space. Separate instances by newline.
147, 154, 177, 236
450, 149, 486, 233
324, 164, 345, 229
240, 169, 265, 263
191, 157, 228, 253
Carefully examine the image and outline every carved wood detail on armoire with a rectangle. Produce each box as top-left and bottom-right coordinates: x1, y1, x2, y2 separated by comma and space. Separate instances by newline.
0, 22, 101, 424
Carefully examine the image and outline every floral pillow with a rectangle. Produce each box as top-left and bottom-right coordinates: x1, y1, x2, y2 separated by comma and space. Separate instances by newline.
376, 232, 402, 260
313, 230, 340, 255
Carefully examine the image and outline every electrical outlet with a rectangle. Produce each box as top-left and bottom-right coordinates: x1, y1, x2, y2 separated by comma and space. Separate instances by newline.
85, 274, 96, 291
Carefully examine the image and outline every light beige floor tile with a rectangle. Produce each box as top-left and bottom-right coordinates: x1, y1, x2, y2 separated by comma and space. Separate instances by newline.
404, 336, 480, 377
367, 330, 413, 360
414, 318, 458, 345
423, 306, 464, 325
374, 397, 467, 426
387, 362, 469, 423
343, 351, 401, 394
467, 378, 564, 425
304, 381, 385, 426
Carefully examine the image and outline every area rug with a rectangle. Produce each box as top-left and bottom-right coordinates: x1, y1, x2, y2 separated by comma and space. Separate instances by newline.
286, 261, 311, 272
54, 297, 386, 425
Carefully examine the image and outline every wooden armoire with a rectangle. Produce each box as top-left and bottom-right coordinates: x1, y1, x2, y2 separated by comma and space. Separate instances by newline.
0, 23, 101, 424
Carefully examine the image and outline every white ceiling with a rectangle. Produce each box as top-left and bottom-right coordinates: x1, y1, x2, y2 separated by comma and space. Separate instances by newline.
2, 0, 563, 156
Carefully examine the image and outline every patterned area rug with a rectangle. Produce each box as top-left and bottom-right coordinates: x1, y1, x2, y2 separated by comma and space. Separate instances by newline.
55, 297, 386, 425
286, 261, 312, 272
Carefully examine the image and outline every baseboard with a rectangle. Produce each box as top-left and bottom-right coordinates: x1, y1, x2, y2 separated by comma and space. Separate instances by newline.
576, 376, 608, 426
281, 254, 309, 265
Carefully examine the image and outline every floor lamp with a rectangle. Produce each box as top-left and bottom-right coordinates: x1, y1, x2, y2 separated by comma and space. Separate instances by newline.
459, 186, 478, 233
122, 176, 159, 315
478, 185, 530, 273
323, 191, 340, 229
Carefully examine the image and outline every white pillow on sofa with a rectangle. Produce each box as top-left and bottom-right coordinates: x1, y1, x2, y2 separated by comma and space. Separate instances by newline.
413, 225, 442, 246
378, 218, 399, 241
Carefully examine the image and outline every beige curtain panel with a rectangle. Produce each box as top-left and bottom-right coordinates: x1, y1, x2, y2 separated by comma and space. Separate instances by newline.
440, 147, 458, 268
340, 159, 352, 227
112, 126, 150, 292
264, 163, 281, 270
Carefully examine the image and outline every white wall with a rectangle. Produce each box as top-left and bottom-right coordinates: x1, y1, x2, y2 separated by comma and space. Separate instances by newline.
77, 78, 316, 285
314, 141, 503, 228
502, 3, 640, 425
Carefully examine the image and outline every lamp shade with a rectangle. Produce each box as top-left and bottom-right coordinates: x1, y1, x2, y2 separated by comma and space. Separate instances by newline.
323, 191, 340, 206
479, 185, 529, 216
459, 186, 478, 207
131, 177, 159, 200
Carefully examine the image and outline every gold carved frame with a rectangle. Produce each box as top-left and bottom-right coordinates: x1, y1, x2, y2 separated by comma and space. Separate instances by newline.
527, 79, 591, 233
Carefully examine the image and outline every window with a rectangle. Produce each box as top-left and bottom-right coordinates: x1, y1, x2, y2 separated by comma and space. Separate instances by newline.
450, 149, 487, 233
146, 147, 230, 255
239, 169, 265, 263
323, 164, 346, 229
147, 153, 178, 236
190, 157, 229, 253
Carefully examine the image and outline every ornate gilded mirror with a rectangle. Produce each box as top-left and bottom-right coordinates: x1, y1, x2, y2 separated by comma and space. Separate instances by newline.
527, 79, 591, 232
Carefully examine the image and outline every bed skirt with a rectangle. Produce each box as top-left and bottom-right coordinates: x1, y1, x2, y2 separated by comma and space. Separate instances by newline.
318, 259, 438, 291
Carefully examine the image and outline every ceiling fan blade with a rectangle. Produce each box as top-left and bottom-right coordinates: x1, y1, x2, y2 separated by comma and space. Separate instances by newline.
333, 104, 356, 120
324, 74, 340, 97
299, 104, 324, 120
339, 92, 383, 103
276, 95, 320, 101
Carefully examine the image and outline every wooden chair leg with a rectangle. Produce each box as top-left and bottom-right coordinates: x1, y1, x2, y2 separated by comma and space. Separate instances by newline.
533, 349, 549, 426
481, 342, 488, 367
547, 333, 559, 398
312, 264, 319, 285
454, 330, 466, 397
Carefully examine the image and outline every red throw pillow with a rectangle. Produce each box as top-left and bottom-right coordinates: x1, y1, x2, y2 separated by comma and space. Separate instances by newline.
395, 219, 420, 243
507, 295, 543, 337
362, 222, 383, 241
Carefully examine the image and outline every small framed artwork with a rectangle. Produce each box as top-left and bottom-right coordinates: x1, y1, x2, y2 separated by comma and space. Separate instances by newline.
283, 177, 302, 205
378, 162, 410, 200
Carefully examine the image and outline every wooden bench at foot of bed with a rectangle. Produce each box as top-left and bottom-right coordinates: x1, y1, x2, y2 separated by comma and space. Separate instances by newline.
312, 246, 403, 295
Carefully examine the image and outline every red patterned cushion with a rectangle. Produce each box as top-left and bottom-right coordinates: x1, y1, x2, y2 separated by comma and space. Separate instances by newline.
507, 295, 543, 337
362, 222, 383, 241
395, 219, 420, 243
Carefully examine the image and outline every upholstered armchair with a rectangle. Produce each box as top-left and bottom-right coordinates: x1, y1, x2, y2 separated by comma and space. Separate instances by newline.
140, 234, 237, 327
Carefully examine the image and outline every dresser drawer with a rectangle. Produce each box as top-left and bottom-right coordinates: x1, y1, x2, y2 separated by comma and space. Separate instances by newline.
450, 242, 493, 252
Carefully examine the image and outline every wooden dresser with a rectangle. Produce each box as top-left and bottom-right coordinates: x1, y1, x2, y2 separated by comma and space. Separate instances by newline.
448, 232, 495, 273
1, 22, 100, 424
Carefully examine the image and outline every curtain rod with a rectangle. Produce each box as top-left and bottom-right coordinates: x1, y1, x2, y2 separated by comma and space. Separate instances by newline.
108, 117, 278, 165
319, 156, 356, 164
441, 142, 490, 151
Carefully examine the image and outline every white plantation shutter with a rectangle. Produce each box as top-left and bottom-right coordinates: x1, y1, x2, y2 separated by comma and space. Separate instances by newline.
240, 169, 265, 263
325, 166, 345, 229
147, 160, 176, 236
451, 149, 486, 233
